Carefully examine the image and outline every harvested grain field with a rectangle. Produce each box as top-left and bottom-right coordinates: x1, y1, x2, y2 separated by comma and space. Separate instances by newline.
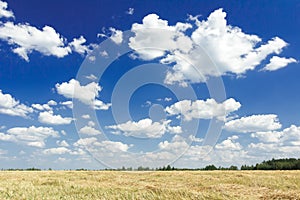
0, 170, 299, 199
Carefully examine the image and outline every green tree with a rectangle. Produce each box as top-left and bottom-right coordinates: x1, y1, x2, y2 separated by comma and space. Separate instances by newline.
204, 165, 217, 170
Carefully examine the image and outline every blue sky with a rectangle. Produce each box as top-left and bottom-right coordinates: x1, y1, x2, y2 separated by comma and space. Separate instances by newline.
0, 0, 299, 169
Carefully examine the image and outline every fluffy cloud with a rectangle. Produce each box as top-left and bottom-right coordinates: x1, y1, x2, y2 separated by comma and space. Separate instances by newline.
32, 100, 57, 111
81, 114, 90, 119
251, 125, 300, 145
0, 0, 14, 18
98, 27, 123, 45
38, 111, 73, 125
31, 103, 51, 111
189, 135, 203, 143
94, 99, 111, 110
215, 135, 242, 151
250, 131, 283, 143
47, 100, 57, 106
0, 126, 59, 148
88, 121, 95, 127
0, 132, 14, 141
0, 1, 95, 60
109, 27, 123, 44
69, 36, 91, 55
178, 124, 300, 167
224, 114, 282, 133
129, 9, 294, 85
74, 137, 98, 147
167, 125, 183, 134
247, 125, 300, 158
97, 140, 130, 152
59, 101, 73, 109
165, 98, 241, 121
106, 118, 182, 138
69, 148, 87, 156
55, 79, 111, 110
43, 147, 71, 155
73, 137, 130, 153
176, 123, 300, 166
262, 56, 297, 71
0, 22, 71, 61
129, 13, 193, 60
0, 90, 33, 117
56, 140, 70, 147
158, 135, 189, 153
78, 125, 101, 136
56, 79, 100, 104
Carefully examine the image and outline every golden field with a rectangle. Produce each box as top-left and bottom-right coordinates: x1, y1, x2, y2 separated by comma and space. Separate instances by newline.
0, 170, 300, 199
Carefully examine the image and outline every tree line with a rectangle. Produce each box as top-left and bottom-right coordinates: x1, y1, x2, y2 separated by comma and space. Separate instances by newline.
3, 158, 300, 171
107, 158, 300, 171
241, 158, 300, 170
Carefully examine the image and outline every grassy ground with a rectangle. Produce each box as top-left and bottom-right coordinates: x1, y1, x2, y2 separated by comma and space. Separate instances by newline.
0, 170, 299, 199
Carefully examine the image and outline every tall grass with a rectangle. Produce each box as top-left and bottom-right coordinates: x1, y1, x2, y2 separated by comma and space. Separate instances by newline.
0, 171, 299, 199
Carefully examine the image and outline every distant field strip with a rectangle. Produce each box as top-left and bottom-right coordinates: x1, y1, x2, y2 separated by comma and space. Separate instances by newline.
0, 171, 300, 199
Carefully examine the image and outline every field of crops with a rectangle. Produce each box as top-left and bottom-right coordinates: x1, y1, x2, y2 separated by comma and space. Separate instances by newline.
0, 170, 299, 199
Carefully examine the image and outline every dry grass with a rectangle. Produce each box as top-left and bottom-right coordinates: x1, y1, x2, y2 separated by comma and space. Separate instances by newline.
0, 170, 300, 199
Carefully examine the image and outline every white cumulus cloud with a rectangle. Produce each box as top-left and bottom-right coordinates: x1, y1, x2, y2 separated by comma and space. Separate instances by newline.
109, 27, 123, 44
0, 90, 33, 117
43, 147, 71, 155
47, 100, 57, 106
55, 79, 111, 110
215, 135, 242, 151
81, 114, 90, 119
94, 99, 111, 110
69, 36, 91, 55
0, 132, 14, 141
128, 9, 294, 85
0, 0, 14, 18
129, 13, 193, 60
56, 140, 70, 147
158, 135, 189, 154
56, 79, 100, 104
0, 22, 71, 61
248, 125, 300, 158
0, 126, 59, 148
224, 114, 282, 133
74, 137, 98, 147
78, 125, 101, 136
74, 137, 131, 153
38, 111, 73, 125
59, 101, 73, 109
262, 56, 297, 71
98, 27, 123, 45
31, 103, 52, 111
107, 118, 182, 138
0, 1, 94, 60
251, 125, 300, 145
165, 98, 241, 121
97, 140, 130, 152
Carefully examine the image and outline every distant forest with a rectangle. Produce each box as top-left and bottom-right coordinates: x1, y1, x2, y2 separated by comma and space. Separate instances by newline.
3, 158, 300, 171
240, 158, 300, 170
155, 158, 300, 171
